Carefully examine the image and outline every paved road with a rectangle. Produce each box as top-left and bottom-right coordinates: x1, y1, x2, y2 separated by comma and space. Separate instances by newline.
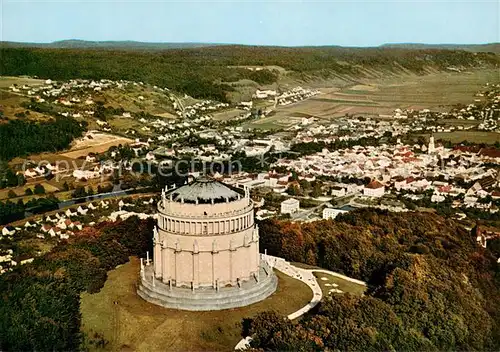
235, 255, 366, 350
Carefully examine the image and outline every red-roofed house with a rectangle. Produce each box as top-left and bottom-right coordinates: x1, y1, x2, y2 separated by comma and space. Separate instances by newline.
363, 180, 385, 197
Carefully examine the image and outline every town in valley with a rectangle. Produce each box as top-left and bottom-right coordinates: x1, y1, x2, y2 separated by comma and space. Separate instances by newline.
1, 1, 500, 351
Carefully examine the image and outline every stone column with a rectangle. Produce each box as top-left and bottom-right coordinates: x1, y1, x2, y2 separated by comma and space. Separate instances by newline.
229, 238, 236, 285
140, 258, 145, 280
153, 227, 162, 279
193, 240, 199, 289
212, 240, 218, 288
162, 239, 169, 283
174, 241, 180, 286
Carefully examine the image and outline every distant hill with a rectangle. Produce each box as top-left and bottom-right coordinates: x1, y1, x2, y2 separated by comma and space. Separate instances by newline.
381, 43, 500, 53
2, 40, 499, 52
1, 40, 224, 50
1, 43, 498, 102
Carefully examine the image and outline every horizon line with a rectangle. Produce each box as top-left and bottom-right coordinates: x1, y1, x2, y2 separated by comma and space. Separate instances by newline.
2, 39, 499, 49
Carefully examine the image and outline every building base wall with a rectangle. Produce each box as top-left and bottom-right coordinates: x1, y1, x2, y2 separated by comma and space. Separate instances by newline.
137, 261, 277, 311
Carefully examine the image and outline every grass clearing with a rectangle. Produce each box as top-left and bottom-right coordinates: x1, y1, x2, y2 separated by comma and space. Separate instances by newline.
434, 131, 499, 144
416, 131, 500, 144
0, 182, 61, 200
81, 257, 312, 351
312, 272, 366, 297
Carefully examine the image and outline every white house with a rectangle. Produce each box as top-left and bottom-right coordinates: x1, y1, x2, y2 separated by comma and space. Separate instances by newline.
431, 193, 446, 203
363, 180, 385, 197
145, 152, 156, 161
65, 209, 77, 217
77, 206, 88, 215
323, 205, 355, 220
323, 208, 344, 220
1, 227, 15, 237
24, 168, 39, 178
73, 169, 100, 180
331, 186, 346, 197
24, 221, 35, 228
281, 198, 300, 214
60, 233, 70, 240
20, 258, 34, 265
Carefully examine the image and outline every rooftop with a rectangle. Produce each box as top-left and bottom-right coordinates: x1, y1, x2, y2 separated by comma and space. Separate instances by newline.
166, 177, 243, 204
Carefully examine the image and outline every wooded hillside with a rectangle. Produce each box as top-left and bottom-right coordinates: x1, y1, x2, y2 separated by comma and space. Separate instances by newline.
2, 46, 498, 101
252, 209, 500, 351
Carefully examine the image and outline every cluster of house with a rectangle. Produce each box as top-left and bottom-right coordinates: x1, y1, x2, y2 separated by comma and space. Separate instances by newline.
386, 84, 500, 133
0, 249, 34, 274
251, 87, 320, 107
171, 97, 230, 118
0, 196, 157, 275
294, 116, 409, 143
23, 162, 60, 179
8, 78, 135, 104
275, 87, 320, 106
271, 140, 500, 212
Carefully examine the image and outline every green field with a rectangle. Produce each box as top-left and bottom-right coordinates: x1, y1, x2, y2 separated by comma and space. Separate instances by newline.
80, 257, 312, 351
430, 131, 499, 144
243, 69, 500, 130
313, 272, 366, 297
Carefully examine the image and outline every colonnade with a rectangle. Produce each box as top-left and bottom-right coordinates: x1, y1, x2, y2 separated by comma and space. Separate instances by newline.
157, 212, 254, 235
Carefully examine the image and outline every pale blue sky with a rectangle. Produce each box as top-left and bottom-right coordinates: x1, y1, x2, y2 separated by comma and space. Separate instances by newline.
1, 0, 499, 46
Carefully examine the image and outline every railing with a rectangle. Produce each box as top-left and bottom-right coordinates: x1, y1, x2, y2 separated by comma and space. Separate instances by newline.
157, 202, 254, 220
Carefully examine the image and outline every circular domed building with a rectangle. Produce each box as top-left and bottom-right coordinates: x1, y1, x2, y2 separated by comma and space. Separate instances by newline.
137, 177, 277, 311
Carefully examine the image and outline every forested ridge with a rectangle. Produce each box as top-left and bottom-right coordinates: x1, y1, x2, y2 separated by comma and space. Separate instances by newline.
0, 210, 499, 351
0, 117, 86, 160
251, 209, 500, 351
1, 46, 498, 101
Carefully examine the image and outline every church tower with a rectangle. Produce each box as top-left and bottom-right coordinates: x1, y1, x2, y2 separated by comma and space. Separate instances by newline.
428, 135, 435, 154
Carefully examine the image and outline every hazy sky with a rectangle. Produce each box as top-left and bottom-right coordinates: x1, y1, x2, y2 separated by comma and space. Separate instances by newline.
2, 0, 499, 46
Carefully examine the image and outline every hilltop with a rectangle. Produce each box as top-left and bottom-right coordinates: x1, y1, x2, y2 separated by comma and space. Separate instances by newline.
1, 44, 499, 102
0, 39, 223, 50
381, 42, 500, 53
2, 40, 500, 53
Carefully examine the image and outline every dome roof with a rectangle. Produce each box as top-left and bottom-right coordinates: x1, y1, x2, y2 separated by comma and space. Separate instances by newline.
166, 177, 243, 204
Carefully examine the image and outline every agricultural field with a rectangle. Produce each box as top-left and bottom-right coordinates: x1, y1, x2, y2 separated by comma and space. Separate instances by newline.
427, 131, 499, 144
99, 85, 176, 116
80, 257, 312, 351
0, 76, 45, 89
0, 78, 51, 123
0, 182, 60, 200
61, 132, 133, 159
246, 68, 499, 130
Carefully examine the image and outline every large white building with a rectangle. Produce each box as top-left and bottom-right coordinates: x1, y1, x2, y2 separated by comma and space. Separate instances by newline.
323, 205, 355, 220
363, 180, 385, 197
280, 198, 300, 214
138, 177, 277, 311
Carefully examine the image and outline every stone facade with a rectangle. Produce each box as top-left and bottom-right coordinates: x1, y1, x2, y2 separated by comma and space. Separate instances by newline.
138, 177, 277, 311
280, 198, 300, 214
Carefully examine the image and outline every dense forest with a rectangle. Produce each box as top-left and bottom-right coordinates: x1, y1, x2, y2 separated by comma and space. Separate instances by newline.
1, 46, 498, 101
1, 210, 498, 350
249, 210, 500, 351
0, 196, 60, 225
0, 117, 86, 160
0, 216, 154, 350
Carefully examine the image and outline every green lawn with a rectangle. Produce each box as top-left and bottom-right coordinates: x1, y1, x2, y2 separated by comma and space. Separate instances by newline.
313, 272, 366, 297
80, 257, 312, 351
433, 131, 499, 144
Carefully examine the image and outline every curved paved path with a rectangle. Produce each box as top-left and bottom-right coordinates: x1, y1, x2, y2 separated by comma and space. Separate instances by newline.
235, 255, 366, 350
